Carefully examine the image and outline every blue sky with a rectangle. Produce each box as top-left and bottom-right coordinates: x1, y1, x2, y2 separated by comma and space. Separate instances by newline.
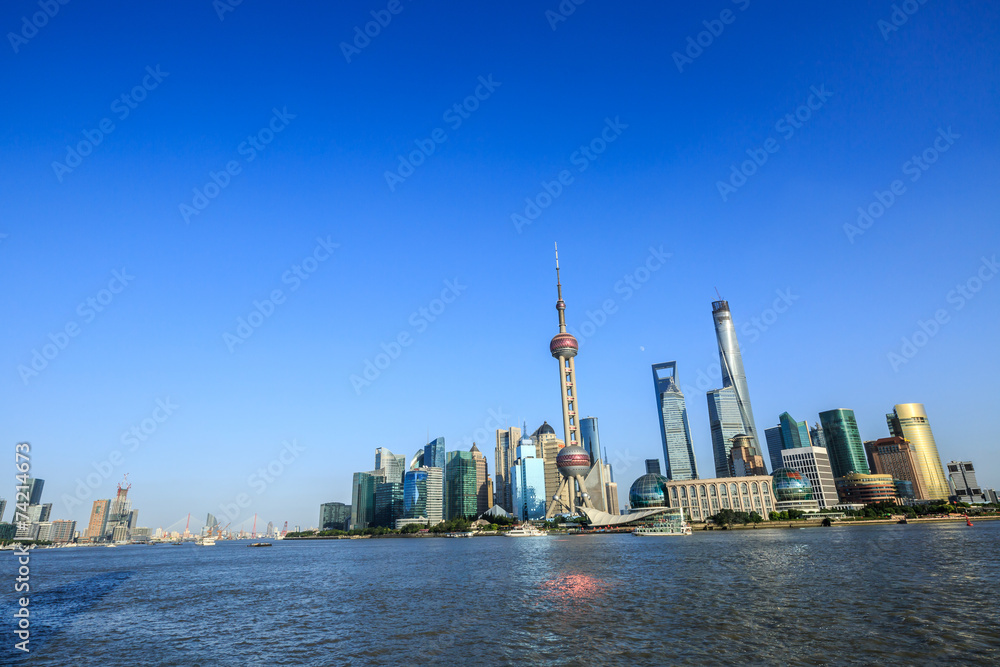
2, 1, 998, 531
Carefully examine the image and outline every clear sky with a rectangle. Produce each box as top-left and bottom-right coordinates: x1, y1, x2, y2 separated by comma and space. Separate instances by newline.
3, 1, 998, 532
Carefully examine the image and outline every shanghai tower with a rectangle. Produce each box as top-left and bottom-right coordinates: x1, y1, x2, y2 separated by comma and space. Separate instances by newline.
711, 300, 761, 456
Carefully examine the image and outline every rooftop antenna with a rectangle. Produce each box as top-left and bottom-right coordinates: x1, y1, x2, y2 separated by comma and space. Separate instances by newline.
715, 287, 723, 300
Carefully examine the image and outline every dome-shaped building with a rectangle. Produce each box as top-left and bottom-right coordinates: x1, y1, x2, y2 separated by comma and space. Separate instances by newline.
629, 473, 670, 509
771, 467, 820, 512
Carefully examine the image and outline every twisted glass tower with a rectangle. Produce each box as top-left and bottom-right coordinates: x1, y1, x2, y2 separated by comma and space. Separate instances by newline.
712, 300, 761, 453
652, 362, 698, 481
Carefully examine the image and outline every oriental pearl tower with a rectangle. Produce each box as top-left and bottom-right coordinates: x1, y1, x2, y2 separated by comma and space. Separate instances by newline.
549, 243, 595, 516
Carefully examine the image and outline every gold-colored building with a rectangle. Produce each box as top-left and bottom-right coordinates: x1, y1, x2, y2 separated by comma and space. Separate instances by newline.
886, 403, 949, 501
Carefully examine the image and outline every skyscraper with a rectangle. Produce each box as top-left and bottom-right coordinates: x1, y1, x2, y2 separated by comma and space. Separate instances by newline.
373, 483, 403, 528
764, 427, 783, 473
375, 447, 406, 485
424, 437, 446, 470
0, 498, 6, 523
820, 408, 870, 479
533, 422, 569, 516
644, 459, 662, 475
652, 362, 699, 481
579, 416, 601, 466
886, 404, 949, 501
765, 411, 811, 472
946, 461, 983, 502
445, 450, 478, 520
87, 499, 110, 542
320, 502, 351, 531
711, 300, 761, 452
509, 435, 546, 521
26, 478, 44, 506
350, 471, 380, 530
470, 444, 491, 516
864, 437, 927, 500
707, 386, 744, 478
780, 446, 839, 509
403, 468, 444, 525
728, 433, 768, 477
494, 426, 521, 513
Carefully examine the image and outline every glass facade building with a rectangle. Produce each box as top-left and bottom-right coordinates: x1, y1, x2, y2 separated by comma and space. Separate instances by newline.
320, 501, 351, 531
373, 483, 403, 528
445, 451, 478, 520
510, 442, 547, 521
424, 437, 446, 471
628, 473, 669, 508
652, 362, 699, 481
350, 472, 380, 530
579, 417, 601, 466
887, 404, 949, 501
712, 301, 761, 453
403, 468, 443, 525
819, 408, 870, 479
707, 387, 744, 478
765, 412, 810, 473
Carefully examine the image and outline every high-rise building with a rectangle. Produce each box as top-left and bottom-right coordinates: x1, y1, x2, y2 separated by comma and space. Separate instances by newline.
494, 426, 521, 513
87, 499, 110, 542
780, 446, 839, 509
49, 520, 76, 544
26, 478, 44, 505
809, 423, 826, 451
764, 427, 783, 474
645, 459, 662, 475
373, 483, 403, 528
509, 437, 547, 521
946, 461, 983, 503
470, 444, 491, 516
320, 502, 351, 531
652, 362, 699, 481
765, 412, 811, 473
445, 451, 478, 520
711, 300, 761, 452
887, 404, 949, 501
864, 437, 927, 500
707, 386, 744, 478
819, 409, 870, 479
533, 422, 569, 517
580, 416, 601, 466
550, 246, 581, 450
424, 437, 446, 470
375, 447, 406, 485
728, 434, 768, 477
403, 467, 443, 525
0, 498, 6, 523
350, 471, 381, 530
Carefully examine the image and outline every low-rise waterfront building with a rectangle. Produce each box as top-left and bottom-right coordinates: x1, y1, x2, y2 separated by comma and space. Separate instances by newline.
658, 475, 774, 522
835, 473, 897, 504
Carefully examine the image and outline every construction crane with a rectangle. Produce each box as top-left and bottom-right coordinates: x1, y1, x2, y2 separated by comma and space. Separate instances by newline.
251, 513, 257, 539
281, 520, 288, 537
184, 513, 191, 537
216, 522, 230, 539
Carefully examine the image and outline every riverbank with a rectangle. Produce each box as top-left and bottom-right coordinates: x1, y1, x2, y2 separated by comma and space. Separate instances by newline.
698, 514, 1000, 531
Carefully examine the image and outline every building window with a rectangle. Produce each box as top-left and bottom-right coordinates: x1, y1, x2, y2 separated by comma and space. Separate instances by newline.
730, 483, 738, 495
710, 485, 717, 497
741, 483, 748, 494
700, 486, 707, 497
751, 482, 759, 494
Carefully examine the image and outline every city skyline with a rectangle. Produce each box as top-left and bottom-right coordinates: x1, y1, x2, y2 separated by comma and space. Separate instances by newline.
3, 3, 998, 531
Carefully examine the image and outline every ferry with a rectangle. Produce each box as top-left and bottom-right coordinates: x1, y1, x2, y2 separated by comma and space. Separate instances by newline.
198, 537, 216, 546
633, 510, 692, 537
506, 525, 546, 537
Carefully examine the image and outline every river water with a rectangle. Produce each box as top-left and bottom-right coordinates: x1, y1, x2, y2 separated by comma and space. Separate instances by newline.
3, 521, 998, 665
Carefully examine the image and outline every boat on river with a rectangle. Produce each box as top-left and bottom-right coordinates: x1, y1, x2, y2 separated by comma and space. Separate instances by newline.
633, 509, 692, 537
506, 525, 546, 537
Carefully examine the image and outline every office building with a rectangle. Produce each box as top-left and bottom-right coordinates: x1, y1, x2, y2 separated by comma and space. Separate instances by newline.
780, 446, 839, 509
947, 461, 984, 503
707, 386, 744, 478
533, 422, 570, 517
26, 478, 44, 505
711, 300, 761, 452
652, 362, 699, 481
373, 483, 403, 528
660, 475, 775, 522
886, 403, 949, 501
835, 473, 898, 504
350, 471, 381, 530
0, 498, 5, 523
580, 416, 601, 466
729, 433, 768, 477
403, 467, 443, 526
494, 425, 521, 513
86, 499, 110, 542
819, 409, 870, 479
509, 437, 547, 521
445, 450, 478, 520
470, 444, 491, 516
764, 412, 811, 473
424, 437, 446, 471
319, 502, 351, 531
49, 520, 76, 544
764, 427, 783, 474
864, 437, 927, 500
375, 447, 406, 485
645, 459, 662, 475
809, 423, 826, 451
